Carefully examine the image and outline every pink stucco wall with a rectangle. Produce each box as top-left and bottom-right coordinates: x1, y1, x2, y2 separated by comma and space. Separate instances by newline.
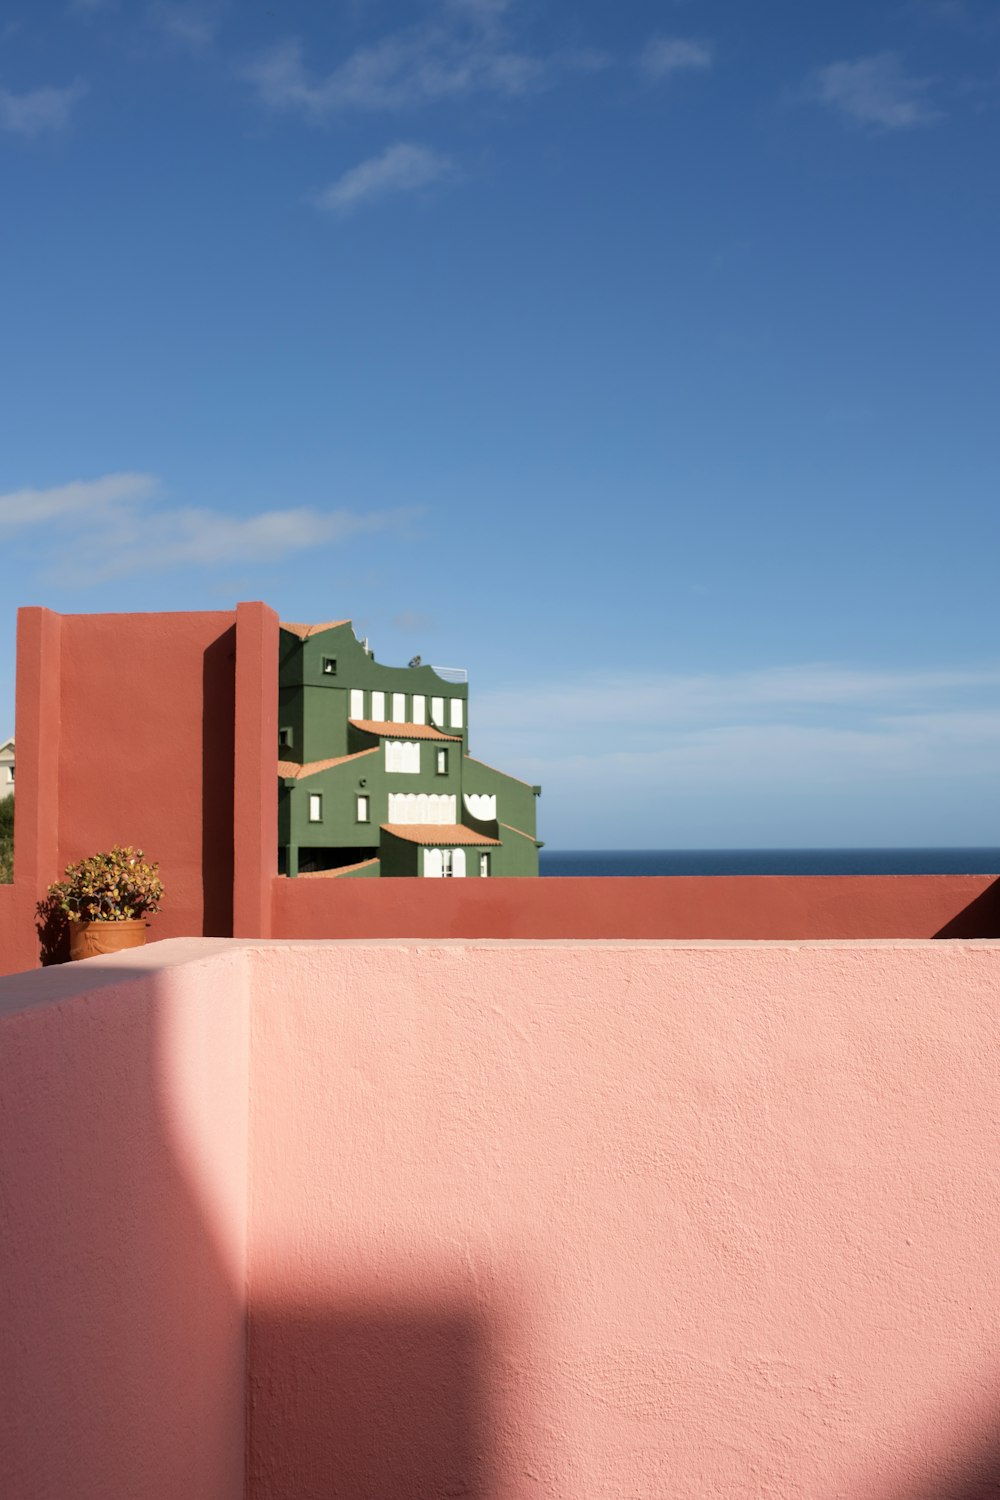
0, 942, 249, 1500
247, 938, 1000, 1499
6, 936, 1000, 1498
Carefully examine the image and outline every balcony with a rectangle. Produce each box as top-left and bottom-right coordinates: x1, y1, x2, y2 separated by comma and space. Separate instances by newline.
4, 934, 1000, 1498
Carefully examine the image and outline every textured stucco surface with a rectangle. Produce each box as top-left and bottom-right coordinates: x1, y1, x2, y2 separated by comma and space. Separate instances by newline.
0, 942, 250, 1500
6, 937, 1000, 1498
247, 938, 1000, 1499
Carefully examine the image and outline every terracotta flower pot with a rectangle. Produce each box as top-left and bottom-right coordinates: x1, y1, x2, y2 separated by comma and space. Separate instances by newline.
69, 919, 148, 961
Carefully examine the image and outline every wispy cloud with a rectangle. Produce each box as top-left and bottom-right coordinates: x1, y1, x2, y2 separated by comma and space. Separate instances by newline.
315, 142, 455, 215
0, 473, 419, 584
803, 52, 941, 129
146, 1, 219, 52
640, 35, 713, 81
0, 80, 87, 136
477, 663, 1000, 745
474, 662, 1000, 844
243, 0, 583, 120
0, 474, 155, 531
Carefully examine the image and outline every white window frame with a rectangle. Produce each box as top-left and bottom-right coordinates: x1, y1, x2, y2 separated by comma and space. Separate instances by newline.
350, 689, 365, 719
391, 692, 406, 723
371, 690, 386, 721
431, 696, 444, 725
450, 698, 464, 729
308, 793, 323, 823
412, 695, 426, 724
356, 794, 370, 823
479, 852, 490, 877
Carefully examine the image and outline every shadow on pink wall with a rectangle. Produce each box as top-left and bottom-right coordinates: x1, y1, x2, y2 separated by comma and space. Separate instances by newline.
10, 940, 1000, 1498
247, 1296, 497, 1499
0, 954, 503, 1500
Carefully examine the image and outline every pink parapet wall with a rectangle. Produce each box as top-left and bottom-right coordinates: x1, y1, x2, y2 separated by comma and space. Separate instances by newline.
246, 938, 1000, 1499
7, 936, 1000, 1496
0, 941, 249, 1500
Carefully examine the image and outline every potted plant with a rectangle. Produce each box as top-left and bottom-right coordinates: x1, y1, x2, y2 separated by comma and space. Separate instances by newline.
47, 845, 164, 961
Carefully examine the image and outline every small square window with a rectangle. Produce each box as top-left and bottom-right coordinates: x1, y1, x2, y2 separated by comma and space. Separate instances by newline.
308, 793, 323, 823
435, 748, 448, 775
356, 794, 370, 823
322, 657, 337, 675
279, 727, 292, 748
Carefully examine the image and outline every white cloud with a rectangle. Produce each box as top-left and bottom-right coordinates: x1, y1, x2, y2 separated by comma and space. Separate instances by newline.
804, 52, 941, 129
640, 35, 713, 80
315, 142, 454, 215
472, 663, 1000, 846
146, 2, 219, 51
244, 9, 555, 119
0, 80, 87, 136
0, 473, 419, 584
0, 473, 156, 531
476, 663, 1000, 743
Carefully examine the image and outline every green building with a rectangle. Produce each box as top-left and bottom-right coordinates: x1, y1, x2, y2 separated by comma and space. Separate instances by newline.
278, 620, 542, 879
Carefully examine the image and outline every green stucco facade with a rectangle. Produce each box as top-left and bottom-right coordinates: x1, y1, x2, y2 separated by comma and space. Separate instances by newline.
278, 621, 541, 879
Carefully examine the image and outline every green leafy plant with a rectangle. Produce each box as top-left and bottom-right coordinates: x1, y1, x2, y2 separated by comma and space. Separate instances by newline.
0, 795, 12, 884
47, 845, 164, 923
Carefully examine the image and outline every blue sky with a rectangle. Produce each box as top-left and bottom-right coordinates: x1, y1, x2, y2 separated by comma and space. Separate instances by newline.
1, 0, 998, 848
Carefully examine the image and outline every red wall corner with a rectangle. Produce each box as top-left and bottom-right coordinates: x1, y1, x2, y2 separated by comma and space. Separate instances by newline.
11, 607, 63, 973
232, 602, 279, 939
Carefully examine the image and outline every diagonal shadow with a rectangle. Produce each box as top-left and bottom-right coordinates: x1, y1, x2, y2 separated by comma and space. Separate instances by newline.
934, 876, 1000, 938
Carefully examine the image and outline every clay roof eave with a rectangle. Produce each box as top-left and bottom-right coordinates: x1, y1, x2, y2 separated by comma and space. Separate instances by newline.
351, 720, 461, 743
380, 823, 502, 847
278, 747, 379, 780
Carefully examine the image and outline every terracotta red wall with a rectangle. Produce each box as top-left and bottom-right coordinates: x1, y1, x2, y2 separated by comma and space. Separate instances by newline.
2, 603, 278, 974
55, 608, 239, 940
0, 886, 15, 967
272, 870, 1000, 941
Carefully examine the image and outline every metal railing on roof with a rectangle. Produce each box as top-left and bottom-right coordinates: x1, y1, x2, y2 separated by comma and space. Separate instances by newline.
430, 666, 468, 684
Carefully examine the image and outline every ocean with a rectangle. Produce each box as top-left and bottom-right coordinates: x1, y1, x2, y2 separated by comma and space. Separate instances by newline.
540, 849, 1000, 877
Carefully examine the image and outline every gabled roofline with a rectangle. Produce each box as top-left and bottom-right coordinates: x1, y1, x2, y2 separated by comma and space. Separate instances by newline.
280, 620, 351, 639
464, 754, 535, 789
278, 747, 379, 780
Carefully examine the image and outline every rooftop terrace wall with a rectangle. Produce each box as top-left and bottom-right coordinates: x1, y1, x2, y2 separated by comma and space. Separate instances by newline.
5, 937, 1000, 1497
1, 601, 997, 977
0, 941, 249, 1500
272, 869, 1000, 940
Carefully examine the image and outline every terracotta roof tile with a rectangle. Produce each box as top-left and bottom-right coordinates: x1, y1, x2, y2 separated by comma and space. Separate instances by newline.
278, 747, 378, 780
381, 823, 502, 847
281, 620, 351, 639
298, 858, 380, 878
351, 720, 461, 742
